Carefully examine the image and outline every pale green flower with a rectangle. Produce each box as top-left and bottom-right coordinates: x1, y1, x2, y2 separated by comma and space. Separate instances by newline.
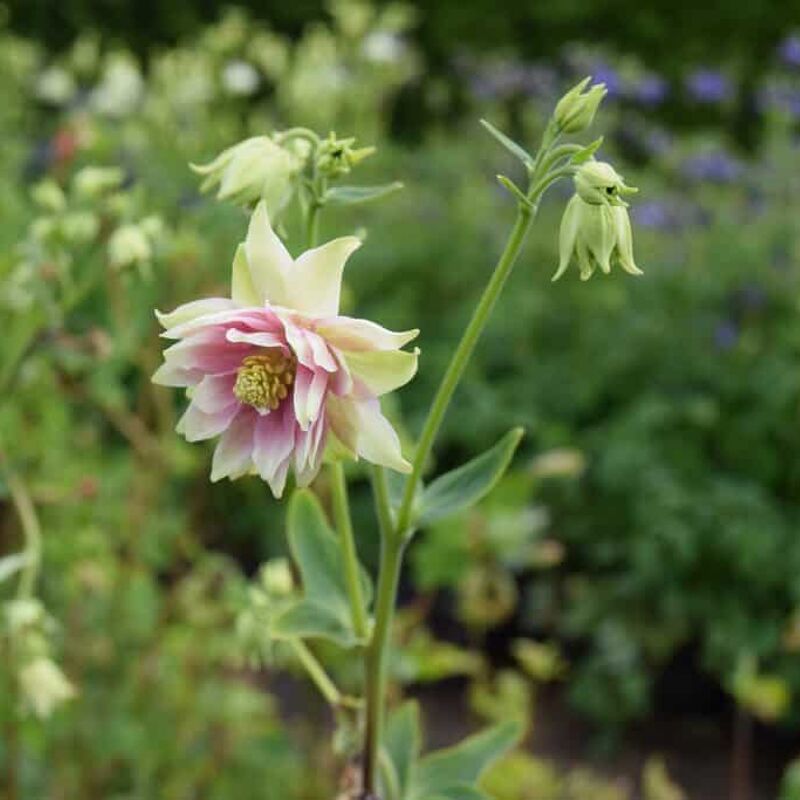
553, 161, 642, 282
19, 657, 77, 718
191, 136, 302, 214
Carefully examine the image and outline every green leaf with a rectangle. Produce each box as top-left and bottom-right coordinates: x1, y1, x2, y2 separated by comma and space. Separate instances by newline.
480, 120, 534, 169
325, 182, 404, 205
0, 553, 31, 583
271, 490, 371, 647
410, 721, 522, 799
418, 428, 524, 525
383, 701, 422, 799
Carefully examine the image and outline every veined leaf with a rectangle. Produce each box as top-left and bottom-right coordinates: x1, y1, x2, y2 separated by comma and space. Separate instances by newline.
325, 182, 404, 206
410, 721, 522, 799
418, 428, 524, 525
480, 120, 534, 169
271, 490, 371, 648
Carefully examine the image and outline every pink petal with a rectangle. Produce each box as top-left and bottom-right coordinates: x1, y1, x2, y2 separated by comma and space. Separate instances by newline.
293, 366, 328, 430
191, 374, 237, 414
176, 402, 240, 442
156, 298, 239, 332
253, 404, 296, 497
211, 411, 257, 481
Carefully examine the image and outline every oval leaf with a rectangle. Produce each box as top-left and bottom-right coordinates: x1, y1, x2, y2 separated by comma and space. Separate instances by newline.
418, 428, 524, 525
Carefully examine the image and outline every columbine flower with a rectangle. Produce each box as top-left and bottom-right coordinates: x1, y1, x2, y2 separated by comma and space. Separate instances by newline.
19, 657, 77, 718
153, 201, 419, 497
191, 137, 302, 214
553, 161, 642, 282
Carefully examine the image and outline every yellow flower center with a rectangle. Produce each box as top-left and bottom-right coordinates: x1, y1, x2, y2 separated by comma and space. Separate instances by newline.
233, 351, 296, 412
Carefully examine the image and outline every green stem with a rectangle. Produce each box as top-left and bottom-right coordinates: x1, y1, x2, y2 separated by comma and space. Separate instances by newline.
370, 465, 393, 542
290, 639, 343, 707
329, 461, 370, 642
394, 203, 535, 536
305, 200, 321, 250
2, 462, 42, 600
362, 533, 405, 795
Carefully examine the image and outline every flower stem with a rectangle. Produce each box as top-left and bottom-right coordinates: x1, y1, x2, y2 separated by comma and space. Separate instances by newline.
1, 455, 42, 600
370, 465, 393, 542
394, 203, 535, 536
329, 461, 370, 642
290, 639, 343, 707
362, 532, 405, 795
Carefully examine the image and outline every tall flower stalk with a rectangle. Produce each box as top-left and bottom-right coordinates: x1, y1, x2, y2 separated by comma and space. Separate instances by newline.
156, 78, 641, 800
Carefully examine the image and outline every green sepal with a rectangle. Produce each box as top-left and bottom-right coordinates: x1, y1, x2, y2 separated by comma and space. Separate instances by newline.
570, 136, 604, 165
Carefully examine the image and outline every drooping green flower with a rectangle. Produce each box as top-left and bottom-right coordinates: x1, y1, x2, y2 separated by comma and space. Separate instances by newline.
191, 136, 303, 214
552, 161, 642, 282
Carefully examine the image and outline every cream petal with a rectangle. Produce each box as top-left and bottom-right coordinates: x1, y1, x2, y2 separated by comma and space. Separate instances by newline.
211, 411, 257, 482
156, 298, 239, 332
304, 330, 338, 372
287, 236, 361, 317
176, 402, 239, 442
231, 243, 260, 306
317, 316, 419, 352
225, 328, 286, 348
343, 348, 419, 397
244, 200, 293, 306
327, 396, 410, 473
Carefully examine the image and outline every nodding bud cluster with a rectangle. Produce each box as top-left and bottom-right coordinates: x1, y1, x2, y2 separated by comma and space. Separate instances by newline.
316, 132, 375, 179
554, 77, 607, 134
553, 160, 642, 282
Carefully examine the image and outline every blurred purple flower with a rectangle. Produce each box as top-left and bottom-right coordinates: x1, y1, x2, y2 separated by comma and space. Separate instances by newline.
631, 201, 674, 230
521, 65, 558, 99
757, 83, 800, 118
632, 75, 669, 106
590, 63, 623, 98
686, 69, 733, 103
681, 151, 743, 183
778, 34, 800, 68
714, 321, 739, 351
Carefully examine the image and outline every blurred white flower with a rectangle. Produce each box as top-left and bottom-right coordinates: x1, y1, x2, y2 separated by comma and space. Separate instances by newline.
108, 223, 153, 270
362, 31, 405, 64
34, 66, 77, 106
91, 53, 144, 117
19, 657, 77, 718
72, 166, 125, 199
221, 60, 260, 96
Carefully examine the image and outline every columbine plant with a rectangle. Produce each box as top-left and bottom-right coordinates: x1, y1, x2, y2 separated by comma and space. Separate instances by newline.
154, 78, 641, 800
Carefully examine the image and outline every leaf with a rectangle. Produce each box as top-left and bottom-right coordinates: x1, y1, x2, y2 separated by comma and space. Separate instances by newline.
325, 182, 404, 206
383, 701, 422, 799
0, 552, 30, 583
480, 120, 534, 169
418, 428, 524, 525
271, 490, 372, 648
410, 721, 522, 799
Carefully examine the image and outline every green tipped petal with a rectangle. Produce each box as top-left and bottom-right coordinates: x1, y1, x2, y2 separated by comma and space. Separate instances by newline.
553, 195, 581, 281
613, 206, 643, 276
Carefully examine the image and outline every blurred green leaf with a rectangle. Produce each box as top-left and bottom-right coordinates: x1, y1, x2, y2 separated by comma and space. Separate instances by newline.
383, 701, 422, 799
325, 182, 404, 205
0, 552, 31, 583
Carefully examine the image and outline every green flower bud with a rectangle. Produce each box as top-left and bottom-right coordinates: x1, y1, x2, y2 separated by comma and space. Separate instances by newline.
316, 132, 375, 179
191, 136, 302, 214
553, 161, 642, 282
553, 77, 607, 134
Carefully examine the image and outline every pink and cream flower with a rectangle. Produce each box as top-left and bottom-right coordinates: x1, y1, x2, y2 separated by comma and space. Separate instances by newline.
153, 201, 419, 497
